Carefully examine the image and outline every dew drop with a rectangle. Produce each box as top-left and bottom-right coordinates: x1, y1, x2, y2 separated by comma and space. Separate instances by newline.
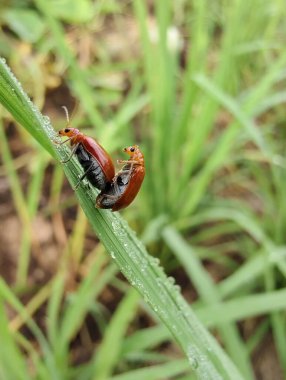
189, 357, 199, 369
167, 276, 175, 285
152, 257, 160, 265
174, 284, 181, 292
187, 345, 200, 370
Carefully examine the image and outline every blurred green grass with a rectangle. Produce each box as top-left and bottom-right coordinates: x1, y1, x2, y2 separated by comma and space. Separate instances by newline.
0, 0, 286, 379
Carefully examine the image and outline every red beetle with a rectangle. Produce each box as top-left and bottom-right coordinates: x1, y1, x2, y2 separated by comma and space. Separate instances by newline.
56, 108, 115, 190
96, 145, 145, 211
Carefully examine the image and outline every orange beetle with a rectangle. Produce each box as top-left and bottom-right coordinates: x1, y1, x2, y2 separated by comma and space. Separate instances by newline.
96, 145, 145, 211
56, 107, 115, 190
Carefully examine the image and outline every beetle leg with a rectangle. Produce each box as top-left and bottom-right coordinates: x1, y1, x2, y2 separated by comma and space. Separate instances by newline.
117, 159, 138, 165
100, 193, 118, 200
61, 143, 80, 163
122, 163, 134, 180
54, 136, 74, 145
74, 163, 96, 190
116, 169, 131, 176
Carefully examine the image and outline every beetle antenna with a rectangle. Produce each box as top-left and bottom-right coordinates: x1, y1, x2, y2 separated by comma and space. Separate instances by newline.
62, 106, 70, 124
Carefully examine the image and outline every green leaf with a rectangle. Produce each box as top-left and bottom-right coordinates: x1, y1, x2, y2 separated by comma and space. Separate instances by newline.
0, 301, 30, 380
112, 359, 191, 380
48, 0, 94, 23
3, 9, 46, 43
92, 288, 140, 379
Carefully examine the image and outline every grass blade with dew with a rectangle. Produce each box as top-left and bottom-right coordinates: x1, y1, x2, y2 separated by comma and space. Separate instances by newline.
0, 57, 244, 380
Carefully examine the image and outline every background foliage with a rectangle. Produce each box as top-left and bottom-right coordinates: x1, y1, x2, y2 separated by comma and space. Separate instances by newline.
0, 0, 286, 379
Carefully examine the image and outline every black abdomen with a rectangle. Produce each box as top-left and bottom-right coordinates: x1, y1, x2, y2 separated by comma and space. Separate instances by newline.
75, 144, 107, 190
96, 165, 131, 208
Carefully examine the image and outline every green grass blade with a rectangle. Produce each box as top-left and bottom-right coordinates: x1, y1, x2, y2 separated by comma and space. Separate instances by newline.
111, 359, 191, 380
34, 0, 105, 128
0, 119, 45, 285
218, 254, 265, 298
162, 226, 254, 380
120, 325, 170, 358
271, 312, 286, 375
0, 118, 31, 227
0, 60, 55, 157
58, 260, 116, 352
0, 301, 30, 380
46, 274, 66, 349
0, 279, 60, 379
198, 288, 286, 326
192, 73, 270, 156
92, 288, 140, 379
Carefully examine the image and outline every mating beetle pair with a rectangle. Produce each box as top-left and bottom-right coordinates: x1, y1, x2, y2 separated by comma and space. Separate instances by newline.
56, 111, 145, 211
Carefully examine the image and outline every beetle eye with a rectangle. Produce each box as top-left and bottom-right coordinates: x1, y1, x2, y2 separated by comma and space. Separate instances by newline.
130, 147, 135, 152
65, 128, 70, 133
